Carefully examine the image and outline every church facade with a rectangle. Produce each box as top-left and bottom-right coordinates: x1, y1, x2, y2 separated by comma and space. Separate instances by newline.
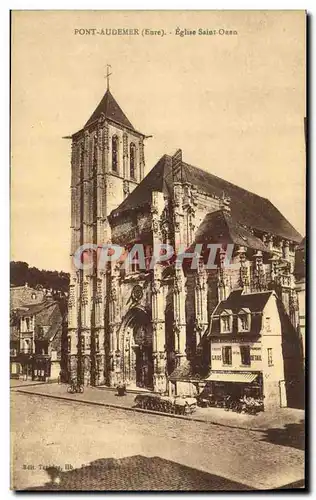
67, 84, 304, 407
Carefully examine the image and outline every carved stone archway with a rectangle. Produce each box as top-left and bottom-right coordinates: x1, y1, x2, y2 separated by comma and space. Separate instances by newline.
120, 307, 153, 389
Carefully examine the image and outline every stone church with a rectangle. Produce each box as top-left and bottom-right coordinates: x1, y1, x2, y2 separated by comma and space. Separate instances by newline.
67, 83, 304, 406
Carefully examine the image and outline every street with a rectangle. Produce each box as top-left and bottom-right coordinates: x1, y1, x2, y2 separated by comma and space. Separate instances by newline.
11, 391, 304, 490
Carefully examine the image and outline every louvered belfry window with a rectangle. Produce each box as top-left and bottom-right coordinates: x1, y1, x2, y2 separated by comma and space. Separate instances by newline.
112, 135, 118, 172
130, 142, 136, 179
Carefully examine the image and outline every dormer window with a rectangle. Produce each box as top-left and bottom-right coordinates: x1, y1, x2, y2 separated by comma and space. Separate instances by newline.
130, 142, 136, 180
238, 308, 251, 332
220, 310, 232, 333
112, 135, 119, 173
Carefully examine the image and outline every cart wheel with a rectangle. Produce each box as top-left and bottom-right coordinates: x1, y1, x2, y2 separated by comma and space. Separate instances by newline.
78, 385, 84, 394
67, 385, 74, 394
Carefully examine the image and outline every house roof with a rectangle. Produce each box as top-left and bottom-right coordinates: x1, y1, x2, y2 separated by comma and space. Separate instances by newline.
84, 89, 136, 131
35, 302, 62, 340
17, 299, 63, 341
213, 289, 273, 317
10, 285, 45, 310
109, 153, 302, 244
210, 289, 273, 337
17, 299, 58, 318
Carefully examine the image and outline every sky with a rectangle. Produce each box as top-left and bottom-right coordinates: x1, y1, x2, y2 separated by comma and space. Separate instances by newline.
11, 10, 306, 272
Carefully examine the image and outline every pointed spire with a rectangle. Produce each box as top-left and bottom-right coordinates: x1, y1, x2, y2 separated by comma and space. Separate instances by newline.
84, 89, 135, 130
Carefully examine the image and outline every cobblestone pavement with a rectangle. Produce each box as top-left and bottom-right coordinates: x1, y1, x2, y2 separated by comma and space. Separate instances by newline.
11, 392, 304, 491
12, 382, 305, 431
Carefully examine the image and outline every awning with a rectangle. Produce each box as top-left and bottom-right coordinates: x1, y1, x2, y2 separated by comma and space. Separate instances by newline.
206, 372, 258, 383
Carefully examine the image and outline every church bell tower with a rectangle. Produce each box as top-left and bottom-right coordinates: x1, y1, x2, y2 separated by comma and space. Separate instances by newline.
67, 71, 146, 386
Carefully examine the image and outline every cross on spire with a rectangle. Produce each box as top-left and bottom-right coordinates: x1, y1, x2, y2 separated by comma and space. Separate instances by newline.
105, 64, 112, 91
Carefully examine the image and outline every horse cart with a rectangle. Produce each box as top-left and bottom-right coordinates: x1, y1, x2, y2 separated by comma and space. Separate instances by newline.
134, 393, 197, 415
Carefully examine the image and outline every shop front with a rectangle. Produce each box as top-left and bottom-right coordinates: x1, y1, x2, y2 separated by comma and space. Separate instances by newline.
32, 355, 51, 381
16, 354, 51, 381
201, 371, 263, 407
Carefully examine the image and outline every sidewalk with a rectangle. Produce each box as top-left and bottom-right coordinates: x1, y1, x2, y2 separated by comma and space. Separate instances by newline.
12, 382, 304, 432
10, 379, 48, 389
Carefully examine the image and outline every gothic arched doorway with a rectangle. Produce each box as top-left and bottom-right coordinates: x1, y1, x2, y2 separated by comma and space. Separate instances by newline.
121, 308, 153, 389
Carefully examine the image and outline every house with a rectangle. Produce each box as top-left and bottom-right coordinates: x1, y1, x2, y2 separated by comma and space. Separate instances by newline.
10, 295, 67, 381
205, 289, 303, 409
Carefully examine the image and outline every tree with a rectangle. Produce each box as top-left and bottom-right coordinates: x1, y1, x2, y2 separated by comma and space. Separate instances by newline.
10, 261, 70, 293
10, 261, 29, 286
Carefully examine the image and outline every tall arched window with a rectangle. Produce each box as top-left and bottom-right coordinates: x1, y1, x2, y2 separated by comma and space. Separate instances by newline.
112, 135, 119, 172
130, 142, 136, 179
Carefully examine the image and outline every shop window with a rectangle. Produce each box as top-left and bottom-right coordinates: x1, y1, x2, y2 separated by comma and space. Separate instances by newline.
238, 308, 251, 332
240, 345, 251, 366
222, 346, 232, 365
112, 135, 119, 172
220, 310, 232, 333
130, 142, 136, 179
267, 348, 273, 366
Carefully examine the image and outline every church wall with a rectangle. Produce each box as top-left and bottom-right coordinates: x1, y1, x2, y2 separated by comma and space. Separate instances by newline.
106, 174, 124, 216
207, 270, 219, 318
184, 273, 197, 355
